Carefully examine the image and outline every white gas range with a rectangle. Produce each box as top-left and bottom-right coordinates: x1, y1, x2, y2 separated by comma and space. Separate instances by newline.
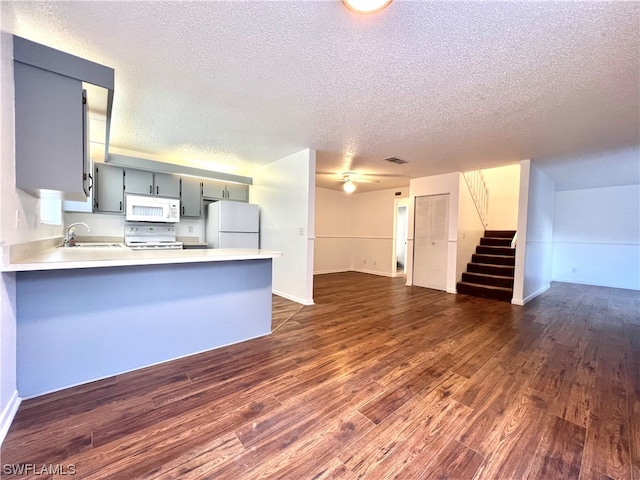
124, 222, 183, 250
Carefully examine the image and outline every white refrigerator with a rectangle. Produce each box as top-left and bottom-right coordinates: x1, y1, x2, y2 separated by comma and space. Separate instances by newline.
206, 201, 259, 248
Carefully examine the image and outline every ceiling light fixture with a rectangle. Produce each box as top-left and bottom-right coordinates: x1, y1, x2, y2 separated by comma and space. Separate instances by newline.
343, 179, 356, 194
342, 0, 392, 14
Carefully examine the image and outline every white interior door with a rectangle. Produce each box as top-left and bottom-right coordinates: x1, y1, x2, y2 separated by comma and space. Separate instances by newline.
412, 194, 450, 291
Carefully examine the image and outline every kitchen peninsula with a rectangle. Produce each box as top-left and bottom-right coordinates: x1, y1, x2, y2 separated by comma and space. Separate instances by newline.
3, 246, 282, 398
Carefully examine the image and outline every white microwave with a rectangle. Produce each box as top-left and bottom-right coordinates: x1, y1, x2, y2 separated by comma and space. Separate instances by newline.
125, 194, 180, 223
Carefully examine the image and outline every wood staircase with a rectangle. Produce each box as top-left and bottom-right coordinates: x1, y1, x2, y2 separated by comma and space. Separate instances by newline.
457, 230, 516, 302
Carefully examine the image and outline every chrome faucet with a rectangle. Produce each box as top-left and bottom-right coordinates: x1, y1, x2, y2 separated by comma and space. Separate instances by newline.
64, 222, 90, 246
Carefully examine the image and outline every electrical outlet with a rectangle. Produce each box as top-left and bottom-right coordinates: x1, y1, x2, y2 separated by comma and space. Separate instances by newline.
373, 261, 377, 266
188, 225, 194, 233
571, 267, 577, 273
15, 210, 20, 229
363, 259, 367, 265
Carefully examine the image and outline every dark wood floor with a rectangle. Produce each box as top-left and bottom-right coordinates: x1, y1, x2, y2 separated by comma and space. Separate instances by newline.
2, 273, 639, 479
271, 294, 304, 333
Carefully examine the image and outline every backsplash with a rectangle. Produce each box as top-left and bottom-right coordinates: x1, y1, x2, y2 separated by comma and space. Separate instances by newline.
64, 212, 205, 242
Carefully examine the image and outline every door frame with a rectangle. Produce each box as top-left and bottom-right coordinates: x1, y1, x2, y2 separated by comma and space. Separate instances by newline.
411, 193, 450, 291
392, 198, 410, 276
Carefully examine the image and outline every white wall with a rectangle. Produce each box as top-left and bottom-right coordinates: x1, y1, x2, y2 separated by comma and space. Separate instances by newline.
1, 21, 59, 443
0, 27, 17, 447
314, 188, 352, 274
408, 173, 460, 293
481, 164, 521, 230
65, 212, 204, 242
251, 149, 316, 305
314, 187, 410, 277
513, 160, 555, 305
350, 187, 409, 277
552, 185, 640, 290
457, 174, 486, 283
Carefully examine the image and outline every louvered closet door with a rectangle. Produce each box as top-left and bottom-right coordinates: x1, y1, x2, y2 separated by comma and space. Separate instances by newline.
412, 194, 450, 291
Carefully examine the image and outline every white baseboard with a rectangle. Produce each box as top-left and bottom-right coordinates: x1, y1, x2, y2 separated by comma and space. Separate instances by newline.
512, 283, 550, 306
552, 277, 640, 291
272, 290, 314, 306
351, 268, 394, 278
447, 288, 457, 294
0, 390, 21, 446
314, 268, 351, 275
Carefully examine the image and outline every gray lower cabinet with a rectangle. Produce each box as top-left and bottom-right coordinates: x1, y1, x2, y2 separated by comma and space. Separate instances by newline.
95, 163, 124, 213
124, 168, 153, 195
180, 177, 202, 217
202, 179, 249, 202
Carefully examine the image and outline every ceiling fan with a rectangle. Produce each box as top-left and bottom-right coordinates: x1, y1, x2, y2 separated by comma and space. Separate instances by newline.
317, 169, 405, 193
339, 172, 379, 193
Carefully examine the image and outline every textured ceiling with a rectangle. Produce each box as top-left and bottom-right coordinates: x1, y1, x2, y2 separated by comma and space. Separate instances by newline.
4, 1, 639, 192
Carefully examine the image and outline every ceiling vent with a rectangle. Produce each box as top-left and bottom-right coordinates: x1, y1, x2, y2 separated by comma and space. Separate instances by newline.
384, 157, 408, 165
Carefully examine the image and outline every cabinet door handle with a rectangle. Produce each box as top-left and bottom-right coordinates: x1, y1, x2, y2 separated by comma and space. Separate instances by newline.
150, 185, 152, 194
182, 206, 185, 215
120, 201, 123, 211
157, 186, 159, 195
88, 173, 93, 192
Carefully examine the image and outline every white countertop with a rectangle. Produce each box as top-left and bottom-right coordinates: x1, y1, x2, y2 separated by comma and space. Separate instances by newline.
3, 245, 283, 272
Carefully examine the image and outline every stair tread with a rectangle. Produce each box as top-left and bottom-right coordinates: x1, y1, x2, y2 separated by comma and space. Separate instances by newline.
463, 272, 514, 280
468, 262, 514, 268
484, 230, 516, 238
473, 253, 515, 258
457, 282, 513, 292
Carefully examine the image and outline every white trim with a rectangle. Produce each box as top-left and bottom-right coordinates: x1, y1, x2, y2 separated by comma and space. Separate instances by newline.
551, 278, 639, 292
314, 268, 351, 275
351, 268, 394, 277
0, 390, 21, 446
447, 288, 457, 294
272, 289, 314, 306
512, 283, 550, 306
553, 241, 640, 247
315, 235, 393, 240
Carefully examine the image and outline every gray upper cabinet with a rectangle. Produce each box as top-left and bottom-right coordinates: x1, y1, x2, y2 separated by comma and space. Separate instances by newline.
95, 163, 124, 213
202, 179, 248, 202
180, 177, 202, 217
13, 36, 114, 200
14, 62, 87, 201
123, 169, 180, 198
202, 179, 226, 201
226, 183, 249, 202
124, 168, 153, 195
154, 172, 181, 198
